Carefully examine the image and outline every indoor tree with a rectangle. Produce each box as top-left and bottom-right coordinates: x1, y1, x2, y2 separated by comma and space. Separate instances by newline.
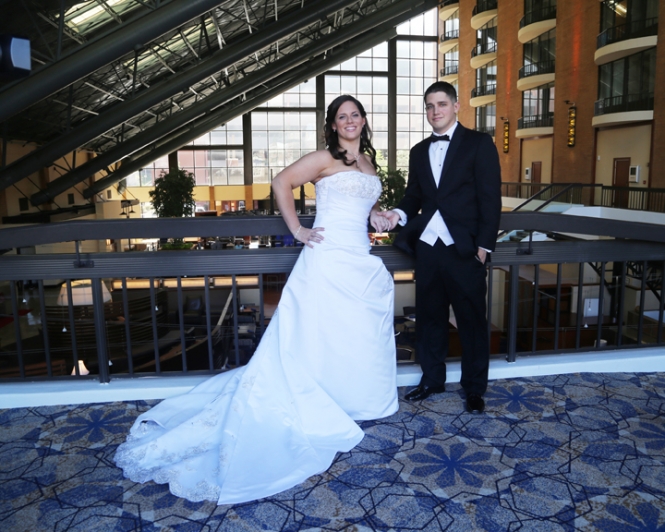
149, 168, 196, 249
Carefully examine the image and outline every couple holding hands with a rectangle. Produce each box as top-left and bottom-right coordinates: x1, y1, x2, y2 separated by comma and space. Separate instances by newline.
115, 81, 502, 504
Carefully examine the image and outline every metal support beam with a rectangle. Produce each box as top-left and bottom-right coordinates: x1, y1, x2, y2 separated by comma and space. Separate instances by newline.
34, 0, 433, 204
0, 0, 229, 124
0, 0, 362, 192
83, 24, 401, 197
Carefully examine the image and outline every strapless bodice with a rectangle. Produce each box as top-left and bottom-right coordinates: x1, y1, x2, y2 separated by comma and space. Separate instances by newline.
313, 171, 382, 251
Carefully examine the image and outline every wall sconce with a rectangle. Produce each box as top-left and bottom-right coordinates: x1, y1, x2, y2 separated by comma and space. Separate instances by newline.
502, 120, 510, 153
567, 105, 577, 147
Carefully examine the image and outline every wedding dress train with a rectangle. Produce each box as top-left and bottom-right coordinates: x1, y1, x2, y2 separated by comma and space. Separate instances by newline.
115, 171, 398, 504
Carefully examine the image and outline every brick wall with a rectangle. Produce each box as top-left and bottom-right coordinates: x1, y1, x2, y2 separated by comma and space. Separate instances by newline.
496, 0, 523, 182
649, 0, 665, 188
551, 0, 599, 184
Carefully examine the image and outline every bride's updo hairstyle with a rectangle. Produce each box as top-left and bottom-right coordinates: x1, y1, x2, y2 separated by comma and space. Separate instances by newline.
324, 95, 379, 171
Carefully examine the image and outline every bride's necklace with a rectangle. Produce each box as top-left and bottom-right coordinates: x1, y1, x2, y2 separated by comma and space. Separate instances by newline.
347, 150, 361, 165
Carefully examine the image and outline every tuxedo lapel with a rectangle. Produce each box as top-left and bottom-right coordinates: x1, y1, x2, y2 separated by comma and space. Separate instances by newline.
438, 124, 465, 188
417, 140, 437, 189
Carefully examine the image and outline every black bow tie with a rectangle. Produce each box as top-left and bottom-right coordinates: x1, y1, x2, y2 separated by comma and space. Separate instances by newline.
430, 134, 450, 143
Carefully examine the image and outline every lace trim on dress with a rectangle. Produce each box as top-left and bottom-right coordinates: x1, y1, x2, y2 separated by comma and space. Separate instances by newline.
315, 171, 382, 212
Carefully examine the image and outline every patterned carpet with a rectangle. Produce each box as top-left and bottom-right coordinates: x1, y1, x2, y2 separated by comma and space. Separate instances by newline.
1, 372, 665, 531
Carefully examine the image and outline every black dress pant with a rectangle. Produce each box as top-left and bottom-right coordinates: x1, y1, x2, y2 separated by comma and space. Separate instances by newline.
415, 239, 490, 396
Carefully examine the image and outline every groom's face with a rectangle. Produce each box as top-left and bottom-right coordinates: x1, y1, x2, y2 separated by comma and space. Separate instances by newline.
425, 91, 459, 135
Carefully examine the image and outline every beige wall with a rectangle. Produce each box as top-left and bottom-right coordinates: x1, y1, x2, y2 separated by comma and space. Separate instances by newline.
520, 137, 553, 184
595, 124, 652, 188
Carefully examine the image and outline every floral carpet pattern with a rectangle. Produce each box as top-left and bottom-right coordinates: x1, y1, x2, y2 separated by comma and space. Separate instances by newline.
1, 372, 665, 531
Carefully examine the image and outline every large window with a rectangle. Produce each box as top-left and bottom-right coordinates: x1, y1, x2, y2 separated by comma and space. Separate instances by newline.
396, 39, 438, 172
443, 9, 459, 39
600, 0, 659, 31
521, 83, 555, 127
475, 104, 496, 136
597, 48, 655, 114
251, 110, 317, 183
178, 118, 244, 186
475, 18, 497, 56
522, 29, 556, 76
127, 9, 439, 188
474, 59, 497, 96
443, 46, 459, 77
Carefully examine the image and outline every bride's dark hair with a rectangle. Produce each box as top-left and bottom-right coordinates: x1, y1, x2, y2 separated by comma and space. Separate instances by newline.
324, 95, 379, 171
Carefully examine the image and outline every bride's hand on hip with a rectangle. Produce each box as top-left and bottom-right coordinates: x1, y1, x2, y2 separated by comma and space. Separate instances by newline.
295, 226, 325, 248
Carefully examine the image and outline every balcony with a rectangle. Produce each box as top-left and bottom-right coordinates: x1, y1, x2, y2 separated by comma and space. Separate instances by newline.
592, 93, 654, 127
595, 18, 658, 65
518, 5, 557, 43
470, 83, 497, 107
0, 213, 664, 391
470, 42, 497, 69
475, 125, 496, 137
471, 0, 498, 29
516, 113, 554, 137
439, 29, 460, 54
517, 60, 556, 91
440, 62, 459, 82
438, 0, 460, 21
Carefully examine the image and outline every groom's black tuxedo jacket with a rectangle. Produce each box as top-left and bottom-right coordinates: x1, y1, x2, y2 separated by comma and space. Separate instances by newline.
394, 123, 502, 259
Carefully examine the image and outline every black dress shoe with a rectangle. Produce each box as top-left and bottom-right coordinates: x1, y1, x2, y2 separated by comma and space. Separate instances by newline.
465, 393, 485, 414
405, 384, 445, 401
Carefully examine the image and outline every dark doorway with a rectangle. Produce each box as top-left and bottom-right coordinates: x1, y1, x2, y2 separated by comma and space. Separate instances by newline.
531, 161, 542, 184
613, 157, 630, 208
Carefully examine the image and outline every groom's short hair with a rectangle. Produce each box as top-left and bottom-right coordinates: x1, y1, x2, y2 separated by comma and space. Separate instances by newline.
424, 81, 457, 104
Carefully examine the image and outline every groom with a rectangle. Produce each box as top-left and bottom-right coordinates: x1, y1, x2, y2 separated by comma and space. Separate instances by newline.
383, 81, 501, 413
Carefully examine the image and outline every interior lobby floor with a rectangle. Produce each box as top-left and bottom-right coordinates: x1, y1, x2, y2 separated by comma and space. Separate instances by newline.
2, 372, 665, 531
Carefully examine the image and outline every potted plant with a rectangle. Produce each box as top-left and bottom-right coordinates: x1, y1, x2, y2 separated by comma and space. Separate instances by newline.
149, 168, 196, 250
377, 168, 407, 244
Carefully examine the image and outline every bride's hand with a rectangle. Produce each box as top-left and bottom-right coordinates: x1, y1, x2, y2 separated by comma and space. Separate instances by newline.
294, 226, 325, 248
370, 210, 390, 233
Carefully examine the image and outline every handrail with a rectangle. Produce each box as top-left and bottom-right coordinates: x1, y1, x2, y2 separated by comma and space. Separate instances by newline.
517, 114, 554, 129
472, 0, 497, 17
594, 93, 654, 115
520, 5, 557, 28
519, 60, 555, 79
471, 84, 497, 98
597, 17, 658, 49
2, 209, 665, 254
471, 41, 497, 58
440, 29, 459, 41
440, 63, 459, 77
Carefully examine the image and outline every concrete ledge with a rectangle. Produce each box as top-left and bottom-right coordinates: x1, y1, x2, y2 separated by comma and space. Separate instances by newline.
1, 348, 664, 409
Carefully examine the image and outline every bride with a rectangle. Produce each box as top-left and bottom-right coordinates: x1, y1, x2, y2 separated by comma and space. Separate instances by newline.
115, 95, 399, 505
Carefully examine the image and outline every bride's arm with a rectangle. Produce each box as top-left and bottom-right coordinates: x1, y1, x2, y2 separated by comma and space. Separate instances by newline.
272, 151, 329, 247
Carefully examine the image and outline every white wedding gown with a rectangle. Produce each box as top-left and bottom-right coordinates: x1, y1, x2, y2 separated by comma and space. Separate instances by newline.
115, 171, 398, 505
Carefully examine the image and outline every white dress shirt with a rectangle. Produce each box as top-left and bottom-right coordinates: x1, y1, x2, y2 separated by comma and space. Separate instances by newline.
395, 122, 459, 247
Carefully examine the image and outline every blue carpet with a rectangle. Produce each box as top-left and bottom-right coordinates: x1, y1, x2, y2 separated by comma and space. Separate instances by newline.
1, 372, 665, 531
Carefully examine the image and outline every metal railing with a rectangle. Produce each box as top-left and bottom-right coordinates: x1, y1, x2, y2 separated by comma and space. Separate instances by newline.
475, 125, 496, 136
472, 41, 497, 58
502, 182, 665, 213
520, 4, 557, 28
471, 83, 497, 99
597, 17, 659, 49
440, 29, 459, 42
472, 0, 497, 17
594, 93, 654, 116
0, 213, 664, 384
440, 63, 459, 77
517, 113, 554, 129
519, 60, 555, 79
